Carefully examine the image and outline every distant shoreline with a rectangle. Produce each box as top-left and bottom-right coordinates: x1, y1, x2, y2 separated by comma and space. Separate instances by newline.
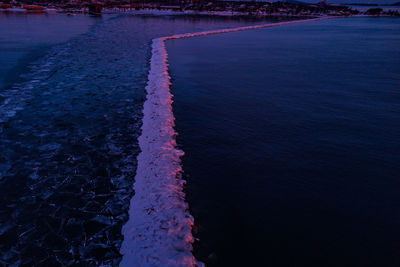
1, 7, 399, 18
1, 8, 399, 18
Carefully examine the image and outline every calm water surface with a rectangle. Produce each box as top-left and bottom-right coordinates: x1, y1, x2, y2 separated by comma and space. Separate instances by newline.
167, 17, 400, 267
0, 13, 286, 266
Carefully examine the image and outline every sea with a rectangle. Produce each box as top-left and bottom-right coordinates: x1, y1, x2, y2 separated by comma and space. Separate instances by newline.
167, 17, 400, 266
0, 12, 291, 266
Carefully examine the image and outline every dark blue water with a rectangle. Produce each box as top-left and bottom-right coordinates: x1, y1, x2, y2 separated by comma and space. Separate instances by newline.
0, 13, 100, 90
167, 17, 400, 266
0, 14, 287, 266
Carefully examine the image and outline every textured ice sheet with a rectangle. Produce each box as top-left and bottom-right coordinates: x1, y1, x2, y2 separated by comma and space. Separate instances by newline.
1, 15, 306, 266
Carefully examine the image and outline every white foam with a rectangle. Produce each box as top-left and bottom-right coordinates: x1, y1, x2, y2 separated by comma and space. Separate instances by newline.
164, 16, 337, 40
120, 37, 201, 267
120, 17, 337, 267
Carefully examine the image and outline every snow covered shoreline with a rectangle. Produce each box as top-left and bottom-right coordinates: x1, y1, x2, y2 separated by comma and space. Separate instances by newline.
120, 16, 336, 267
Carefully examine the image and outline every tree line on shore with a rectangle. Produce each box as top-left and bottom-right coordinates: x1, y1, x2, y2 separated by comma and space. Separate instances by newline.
1, 0, 399, 17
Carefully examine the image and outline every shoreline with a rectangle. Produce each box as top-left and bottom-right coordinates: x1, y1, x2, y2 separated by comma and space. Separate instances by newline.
120, 16, 337, 267
1, 8, 399, 18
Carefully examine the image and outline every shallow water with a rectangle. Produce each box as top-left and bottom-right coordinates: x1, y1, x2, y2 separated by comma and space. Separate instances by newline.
0, 13, 288, 266
167, 17, 400, 266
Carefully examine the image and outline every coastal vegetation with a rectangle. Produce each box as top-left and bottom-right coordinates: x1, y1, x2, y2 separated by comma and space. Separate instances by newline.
1, 0, 400, 17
